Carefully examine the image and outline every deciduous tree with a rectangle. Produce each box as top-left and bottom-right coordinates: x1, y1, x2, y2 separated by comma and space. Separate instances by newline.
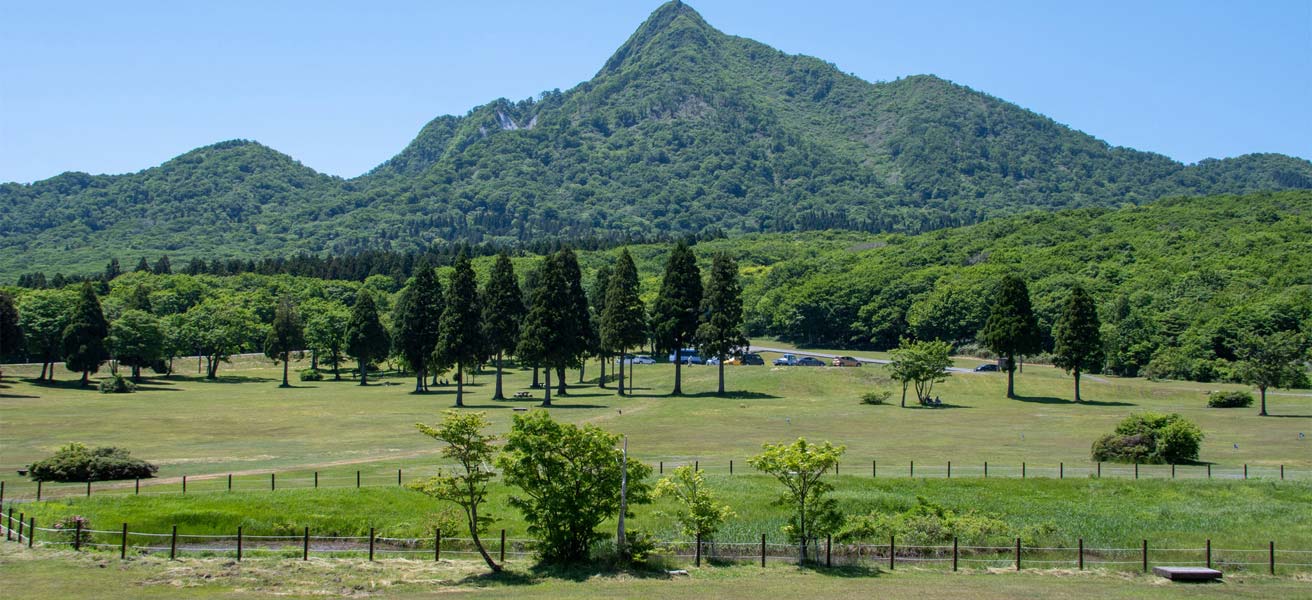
749, 438, 845, 563
1235, 330, 1310, 416
412, 411, 501, 572
109, 310, 165, 382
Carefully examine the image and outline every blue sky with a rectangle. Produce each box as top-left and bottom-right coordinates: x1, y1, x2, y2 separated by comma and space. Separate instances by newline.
1, 0, 1308, 183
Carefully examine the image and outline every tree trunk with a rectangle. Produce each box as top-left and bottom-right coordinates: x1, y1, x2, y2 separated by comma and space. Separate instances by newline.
415, 358, 425, 393
599, 354, 607, 389
359, 359, 368, 386
81, 370, 89, 386
1006, 353, 1016, 399
1073, 369, 1081, 403
133, 365, 142, 383
493, 352, 505, 400
1259, 386, 1268, 416
333, 351, 342, 380
798, 499, 808, 562
455, 360, 464, 407
281, 354, 290, 388
39, 362, 48, 381
578, 361, 585, 384
532, 366, 539, 387
717, 357, 725, 395
617, 437, 628, 555
618, 355, 626, 396
468, 502, 501, 572
541, 366, 552, 407
556, 365, 567, 396
901, 382, 908, 408
311, 349, 318, 370
673, 348, 683, 396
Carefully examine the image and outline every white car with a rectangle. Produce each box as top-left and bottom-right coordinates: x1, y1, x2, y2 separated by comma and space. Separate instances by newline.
773, 354, 800, 366
617, 354, 655, 365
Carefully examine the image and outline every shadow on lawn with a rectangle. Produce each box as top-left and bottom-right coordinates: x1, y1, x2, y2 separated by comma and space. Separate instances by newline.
683, 391, 782, 400
172, 374, 277, 384
1012, 395, 1134, 407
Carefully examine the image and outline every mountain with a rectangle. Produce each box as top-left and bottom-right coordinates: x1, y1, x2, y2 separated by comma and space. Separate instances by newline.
3, 1, 1310, 277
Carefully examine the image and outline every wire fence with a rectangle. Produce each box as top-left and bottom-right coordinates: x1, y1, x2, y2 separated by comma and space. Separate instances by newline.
2, 512, 1310, 574
2, 459, 1307, 504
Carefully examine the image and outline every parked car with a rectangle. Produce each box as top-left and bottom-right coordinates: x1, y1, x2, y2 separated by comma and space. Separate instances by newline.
726, 353, 765, 366
797, 356, 826, 367
973, 363, 999, 372
618, 354, 656, 365
773, 354, 800, 366
832, 356, 862, 367
705, 356, 721, 365
667, 349, 704, 364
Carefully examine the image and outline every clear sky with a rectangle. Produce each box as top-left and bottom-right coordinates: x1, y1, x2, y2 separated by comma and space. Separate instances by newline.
1, 0, 1308, 183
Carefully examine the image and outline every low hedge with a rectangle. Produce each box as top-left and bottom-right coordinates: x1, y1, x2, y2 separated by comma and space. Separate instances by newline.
1207, 390, 1253, 408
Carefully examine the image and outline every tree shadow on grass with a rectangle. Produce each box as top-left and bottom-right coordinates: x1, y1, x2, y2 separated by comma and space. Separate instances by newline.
904, 402, 971, 410
684, 391, 781, 400
172, 374, 277, 384
1264, 414, 1312, 419
540, 404, 611, 409
1013, 395, 1134, 407
796, 562, 884, 578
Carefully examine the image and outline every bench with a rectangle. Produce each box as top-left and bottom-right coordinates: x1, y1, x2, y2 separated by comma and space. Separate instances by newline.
513, 391, 532, 399
1152, 567, 1222, 582
512, 407, 529, 412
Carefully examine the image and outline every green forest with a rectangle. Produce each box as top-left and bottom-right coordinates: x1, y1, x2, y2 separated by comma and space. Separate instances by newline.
4, 190, 1309, 386
2, 2, 1310, 276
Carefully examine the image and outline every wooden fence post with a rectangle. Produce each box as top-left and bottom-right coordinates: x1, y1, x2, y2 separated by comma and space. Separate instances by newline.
1022, 462, 1026, 479
75, 519, 83, 551
271, 473, 276, 491
226, 474, 231, 491
1141, 539, 1147, 572
889, 535, 895, 570
369, 527, 375, 561
356, 471, 361, 488
1207, 464, 1211, 479
121, 523, 128, 559
1244, 464, 1248, 480
694, 460, 699, 472
86, 480, 91, 497
314, 472, 318, 489
500, 529, 506, 563
303, 526, 309, 560
397, 469, 402, 486
16, 512, 23, 542
237, 526, 243, 561
1015, 537, 1022, 570
28, 517, 34, 548
1134, 463, 1139, 479
182, 475, 187, 495
1171, 464, 1175, 479
825, 535, 832, 567
1206, 539, 1211, 569
984, 461, 988, 478
761, 533, 766, 567
1097, 462, 1101, 478
952, 536, 958, 571
36, 481, 42, 501
1060, 462, 1064, 479
659, 461, 663, 475
170, 525, 177, 559
872, 460, 876, 478
947, 461, 951, 479
1270, 541, 1275, 575
1078, 538, 1083, 570
1280, 465, 1284, 480
6, 508, 12, 541
730, 460, 733, 475
435, 528, 441, 561
910, 460, 914, 478
0, 480, 4, 505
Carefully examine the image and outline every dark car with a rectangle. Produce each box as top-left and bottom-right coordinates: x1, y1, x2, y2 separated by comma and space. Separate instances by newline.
797, 356, 826, 367
741, 353, 765, 366
974, 363, 999, 372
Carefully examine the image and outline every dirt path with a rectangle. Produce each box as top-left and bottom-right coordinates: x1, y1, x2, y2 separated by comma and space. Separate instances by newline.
88, 449, 447, 491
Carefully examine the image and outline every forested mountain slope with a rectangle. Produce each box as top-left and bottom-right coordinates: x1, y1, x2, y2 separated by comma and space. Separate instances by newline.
3, 1, 1310, 277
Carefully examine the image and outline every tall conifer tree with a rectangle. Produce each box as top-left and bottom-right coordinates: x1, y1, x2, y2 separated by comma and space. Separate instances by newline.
517, 255, 570, 407
552, 248, 593, 394
62, 282, 110, 386
696, 254, 747, 395
651, 241, 703, 395
438, 252, 482, 407
1052, 285, 1103, 402
396, 265, 443, 393
264, 297, 306, 388
481, 253, 524, 400
346, 291, 390, 386
981, 275, 1042, 398
589, 264, 612, 387
601, 250, 647, 396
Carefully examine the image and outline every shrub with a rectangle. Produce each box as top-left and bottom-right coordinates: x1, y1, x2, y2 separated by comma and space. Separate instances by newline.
1207, 390, 1254, 408
837, 497, 1054, 547
298, 368, 324, 382
860, 391, 891, 405
28, 442, 159, 482
98, 374, 136, 394
1091, 413, 1203, 464
51, 515, 93, 547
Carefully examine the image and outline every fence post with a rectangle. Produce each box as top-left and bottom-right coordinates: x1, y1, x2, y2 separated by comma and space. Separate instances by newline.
0, 480, 4, 506
984, 461, 988, 478
237, 526, 243, 561
271, 473, 276, 491
835, 461, 838, 476
1171, 464, 1175, 479
1078, 538, 1084, 570
910, 460, 914, 478
28, 517, 34, 548
226, 474, 231, 491
1060, 462, 1064, 479
1270, 541, 1275, 575
1280, 465, 1284, 481
170, 525, 177, 560
75, 519, 82, 551
1244, 464, 1247, 480
1135, 463, 1139, 479
1022, 462, 1026, 479
1141, 539, 1147, 572
694, 460, 699, 472
1015, 537, 1021, 570
1206, 539, 1211, 569
121, 523, 128, 559
6, 508, 12, 541
303, 526, 309, 560
872, 460, 876, 478
369, 527, 375, 561
398, 469, 402, 486
86, 480, 91, 497
695, 532, 702, 567
436, 528, 441, 561
761, 533, 766, 567
37, 481, 42, 501
16, 512, 23, 542
952, 536, 958, 571
1097, 461, 1101, 478
947, 461, 951, 479
357, 470, 361, 488
659, 461, 663, 475
889, 535, 895, 570
500, 529, 506, 563
182, 475, 187, 495
730, 460, 733, 475
1207, 464, 1211, 479
314, 472, 319, 489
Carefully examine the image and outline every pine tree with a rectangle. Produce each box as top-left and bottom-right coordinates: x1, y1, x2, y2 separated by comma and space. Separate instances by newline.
153, 255, 172, 275
264, 297, 306, 388
589, 264, 612, 387
696, 254, 747, 395
651, 241, 703, 395
1052, 285, 1103, 402
135, 257, 151, 273
601, 250, 647, 396
552, 248, 593, 395
62, 282, 110, 386
517, 255, 571, 407
0, 291, 23, 380
437, 251, 482, 407
395, 265, 443, 393
103, 258, 122, 281
125, 285, 153, 313
980, 275, 1043, 399
345, 291, 390, 386
480, 253, 524, 400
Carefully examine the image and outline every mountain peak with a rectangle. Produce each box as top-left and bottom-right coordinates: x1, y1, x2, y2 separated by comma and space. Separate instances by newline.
600, 1, 718, 75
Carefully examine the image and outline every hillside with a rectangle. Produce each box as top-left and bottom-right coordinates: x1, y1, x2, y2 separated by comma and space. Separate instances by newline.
3, 1, 1311, 276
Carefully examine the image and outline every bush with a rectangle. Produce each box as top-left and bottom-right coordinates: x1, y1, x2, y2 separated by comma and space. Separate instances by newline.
97, 374, 136, 394
1091, 413, 1203, 464
1207, 390, 1254, 408
298, 368, 324, 382
28, 442, 159, 482
51, 515, 93, 547
837, 496, 1054, 547
860, 391, 891, 405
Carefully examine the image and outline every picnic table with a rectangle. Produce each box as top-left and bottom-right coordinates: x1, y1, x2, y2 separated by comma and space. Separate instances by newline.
513, 391, 533, 399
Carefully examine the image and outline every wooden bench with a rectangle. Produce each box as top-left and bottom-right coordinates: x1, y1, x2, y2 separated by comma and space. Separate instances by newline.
1152, 567, 1222, 581
512, 407, 529, 412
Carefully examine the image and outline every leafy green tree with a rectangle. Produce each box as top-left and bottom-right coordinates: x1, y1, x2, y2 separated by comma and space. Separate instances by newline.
1102, 295, 1158, 377
696, 253, 747, 395
653, 465, 735, 542
980, 275, 1042, 398
651, 241, 703, 395
887, 338, 952, 407
345, 291, 390, 386
264, 297, 306, 388
0, 291, 23, 378
438, 252, 482, 406
62, 282, 111, 386
19, 290, 75, 381
1052, 285, 1104, 402
180, 298, 262, 379
1234, 330, 1310, 416
517, 255, 571, 406
589, 264, 613, 387
395, 265, 443, 393
125, 285, 153, 313
303, 299, 351, 380
496, 411, 652, 563
480, 253, 524, 400
109, 310, 165, 382
412, 411, 501, 572
601, 250, 647, 396
749, 438, 846, 562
